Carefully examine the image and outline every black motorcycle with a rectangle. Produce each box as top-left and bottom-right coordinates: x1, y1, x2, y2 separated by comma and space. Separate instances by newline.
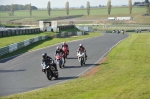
44, 64, 59, 80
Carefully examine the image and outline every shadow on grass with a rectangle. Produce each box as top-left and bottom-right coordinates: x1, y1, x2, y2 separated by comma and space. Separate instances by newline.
0, 37, 53, 63
0, 69, 26, 73
100, 62, 108, 65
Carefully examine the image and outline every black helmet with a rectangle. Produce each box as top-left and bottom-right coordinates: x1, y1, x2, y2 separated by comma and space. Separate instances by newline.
42, 53, 47, 58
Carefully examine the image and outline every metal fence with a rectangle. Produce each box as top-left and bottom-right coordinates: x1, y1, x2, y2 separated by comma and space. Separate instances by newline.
0, 28, 40, 37
0, 35, 49, 57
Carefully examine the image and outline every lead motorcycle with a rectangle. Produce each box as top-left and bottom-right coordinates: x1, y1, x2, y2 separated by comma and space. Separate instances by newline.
77, 51, 86, 66
55, 53, 65, 68
41, 61, 58, 80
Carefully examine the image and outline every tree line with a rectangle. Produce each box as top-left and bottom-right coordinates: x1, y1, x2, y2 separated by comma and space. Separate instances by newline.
41, 0, 150, 16
0, 4, 37, 11
1, 0, 150, 17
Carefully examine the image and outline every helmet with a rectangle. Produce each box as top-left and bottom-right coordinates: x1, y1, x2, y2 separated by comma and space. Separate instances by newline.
79, 44, 83, 47
42, 53, 47, 58
56, 46, 60, 50
63, 42, 66, 45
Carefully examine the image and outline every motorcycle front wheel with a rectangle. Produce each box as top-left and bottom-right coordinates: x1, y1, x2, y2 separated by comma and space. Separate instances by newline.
46, 69, 52, 80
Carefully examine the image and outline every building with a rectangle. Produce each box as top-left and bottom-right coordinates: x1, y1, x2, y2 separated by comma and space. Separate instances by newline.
116, 17, 133, 20
108, 17, 115, 20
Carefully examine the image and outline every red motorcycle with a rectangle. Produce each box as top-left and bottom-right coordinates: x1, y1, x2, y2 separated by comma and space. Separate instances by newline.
55, 53, 64, 68
62, 46, 69, 58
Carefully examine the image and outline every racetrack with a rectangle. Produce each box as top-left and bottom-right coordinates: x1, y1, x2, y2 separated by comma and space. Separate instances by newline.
0, 33, 128, 96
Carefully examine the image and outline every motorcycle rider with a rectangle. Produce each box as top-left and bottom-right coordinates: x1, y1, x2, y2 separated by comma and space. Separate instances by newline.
61, 42, 69, 55
41, 53, 58, 72
55, 46, 66, 63
76, 44, 87, 60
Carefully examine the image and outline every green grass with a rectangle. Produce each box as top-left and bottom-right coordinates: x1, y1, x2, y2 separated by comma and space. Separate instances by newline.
0, 32, 52, 48
0, 7, 148, 22
1, 33, 150, 99
0, 32, 100, 59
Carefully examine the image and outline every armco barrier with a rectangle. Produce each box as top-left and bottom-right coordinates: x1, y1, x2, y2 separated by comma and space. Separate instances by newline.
54, 31, 87, 38
8, 30, 11, 36
0, 35, 49, 57
17, 42, 24, 49
24, 40, 30, 46
0, 46, 9, 56
0, 28, 41, 37
16, 29, 19, 35
3, 31, 7, 36
9, 43, 18, 53
0, 31, 3, 36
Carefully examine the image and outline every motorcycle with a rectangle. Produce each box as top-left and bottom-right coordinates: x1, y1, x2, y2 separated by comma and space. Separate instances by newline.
62, 46, 69, 58
41, 62, 58, 80
122, 30, 124, 35
77, 51, 86, 66
55, 53, 65, 68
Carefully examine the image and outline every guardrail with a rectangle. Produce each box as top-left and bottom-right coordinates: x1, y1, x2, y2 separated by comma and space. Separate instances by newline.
54, 31, 88, 38
0, 31, 89, 57
0, 28, 40, 37
0, 35, 49, 57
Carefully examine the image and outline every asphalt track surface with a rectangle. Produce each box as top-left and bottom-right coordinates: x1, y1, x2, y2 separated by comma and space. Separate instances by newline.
0, 33, 128, 96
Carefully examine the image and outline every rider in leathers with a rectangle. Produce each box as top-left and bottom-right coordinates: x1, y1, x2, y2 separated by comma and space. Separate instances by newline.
61, 42, 69, 55
55, 46, 66, 63
41, 53, 58, 72
77, 44, 87, 59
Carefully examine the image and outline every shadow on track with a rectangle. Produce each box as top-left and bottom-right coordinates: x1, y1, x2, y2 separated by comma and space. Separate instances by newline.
64, 65, 81, 69
0, 69, 26, 73
56, 76, 78, 80
66, 57, 77, 59
67, 57, 91, 60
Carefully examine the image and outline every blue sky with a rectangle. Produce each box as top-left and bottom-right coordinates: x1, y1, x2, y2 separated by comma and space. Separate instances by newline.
0, 0, 144, 8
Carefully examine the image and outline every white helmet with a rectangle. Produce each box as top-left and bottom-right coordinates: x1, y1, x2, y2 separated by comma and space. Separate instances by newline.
79, 44, 82, 47
56, 46, 60, 50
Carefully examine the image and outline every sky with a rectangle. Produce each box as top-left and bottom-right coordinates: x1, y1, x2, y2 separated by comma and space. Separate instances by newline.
0, 0, 144, 8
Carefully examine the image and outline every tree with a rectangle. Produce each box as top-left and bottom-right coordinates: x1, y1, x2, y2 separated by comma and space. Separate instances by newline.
0, 4, 37, 11
128, 0, 132, 14
147, 3, 150, 14
80, 5, 84, 8
145, 0, 149, 3
10, 4, 14, 16
47, 1, 51, 16
86, 1, 90, 15
29, 3, 32, 16
65, 1, 69, 15
107, 0, 111, 15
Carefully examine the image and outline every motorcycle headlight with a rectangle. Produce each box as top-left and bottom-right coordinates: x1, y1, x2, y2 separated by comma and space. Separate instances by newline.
46, 66, 49, 68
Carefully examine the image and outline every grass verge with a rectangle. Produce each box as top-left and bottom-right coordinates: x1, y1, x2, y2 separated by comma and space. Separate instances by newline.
1, 33, 150, 99
0, 32, 100, 60
0, 32, 53, 48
